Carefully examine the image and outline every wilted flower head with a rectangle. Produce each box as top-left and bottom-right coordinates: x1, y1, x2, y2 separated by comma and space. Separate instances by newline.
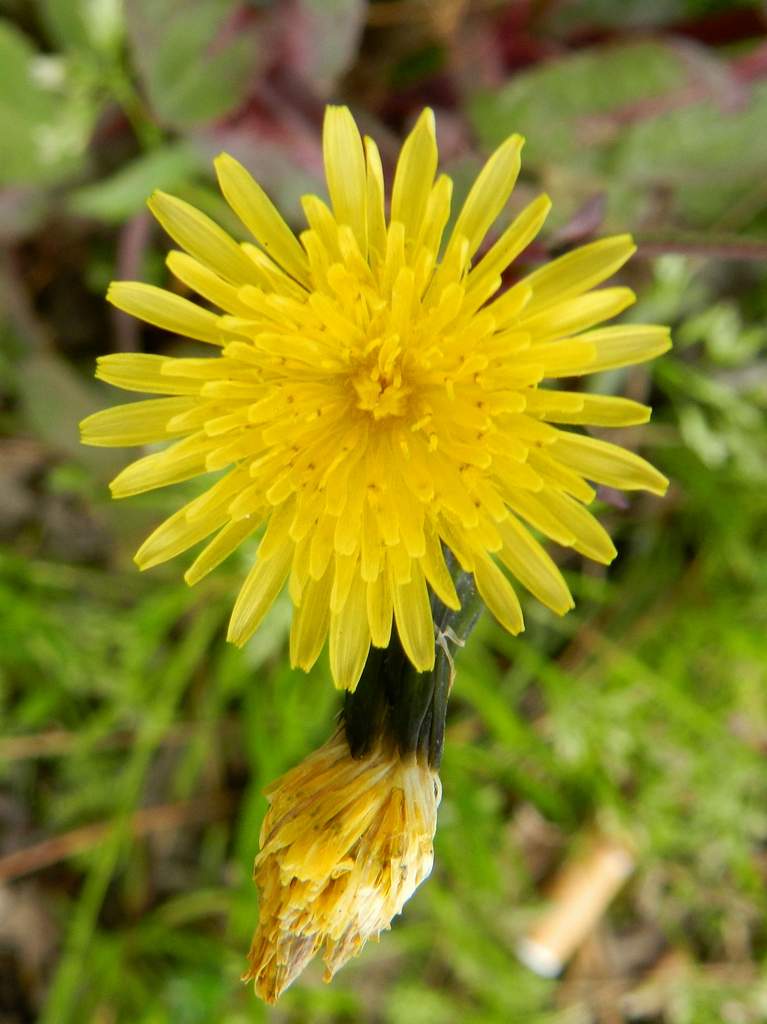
243, 729, 440, 1003
82, 106, 670, 691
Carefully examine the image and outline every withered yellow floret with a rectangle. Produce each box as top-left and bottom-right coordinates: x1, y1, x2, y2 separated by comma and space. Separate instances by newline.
243, 730, 441, 1003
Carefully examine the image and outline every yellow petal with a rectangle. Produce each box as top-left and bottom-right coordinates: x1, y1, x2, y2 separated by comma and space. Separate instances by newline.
301, 195, 341, 263
166, 250, 254, 316
551, 433, 669, 495
483, 282, 532, 328
109, 434, 218, 498
364, 136, 387, 260
205, 432, 265, 473
504, 489, 576, 548
96, 354, 203, 395
447, 133, 524, 260
258, 498, 297, 561
300, 227, 332, 287
156, 356, 250, 382
331, 552, 360, 614
241, 242, 306, 302
367, 573, 393, 648
360, 504, 383, 582
107, 282, 224, 345
290, 563, 333, 671
466, 193, 550, 304
526, 449, 596, 504
80, 397, 195, 446
391, 108, 438, 244
497, 513, 573, 615
537, 393, 651, 427
535, 488, 617, 563
135, 499, 229, 571
416, 174, 453, 262
186, 464, 253, 522
382, 220, 407, 296
574, 324, 672, 375
518, 286, 636, 344
333, 484, 363, 558
391, 557, 435, 673
185, 516, 260, 586
473, 554, 524, 634
329, 571, 370, 691
520, 235, 636, 315
523, 390, 584, 416
148, 190, 257, 285
323, 106, 367, 251
309, 513, 337, 580
421, 520, 460, 610
214, 153, 310, 285
429, 230, 469, 296
437, 516, 477, 572
227, 540, 293, 647
517, 338, 597, 377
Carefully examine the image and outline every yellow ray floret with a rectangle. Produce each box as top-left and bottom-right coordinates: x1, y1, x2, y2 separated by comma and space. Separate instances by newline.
82, 105, 671, 690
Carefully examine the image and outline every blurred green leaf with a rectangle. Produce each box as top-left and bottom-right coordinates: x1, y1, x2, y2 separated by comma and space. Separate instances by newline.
37, 0, 124, 54
124, 0, 262, 128
291, 0, 365, 95
469, 41, 685, 165
68, 142, 205, 223
38, 0, 90, 51
0, 19, 96, 185
17, 351, 122, 476
545, 0, 760, 33
470, 41, 767, 234
609, 82, 767, 228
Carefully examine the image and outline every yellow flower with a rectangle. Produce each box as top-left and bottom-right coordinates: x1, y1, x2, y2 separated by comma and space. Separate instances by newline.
243, 729, 440, 1003
81, 106, 670, 691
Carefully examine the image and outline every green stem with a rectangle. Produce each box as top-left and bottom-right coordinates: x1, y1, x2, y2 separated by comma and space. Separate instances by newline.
344, 563, 483, 769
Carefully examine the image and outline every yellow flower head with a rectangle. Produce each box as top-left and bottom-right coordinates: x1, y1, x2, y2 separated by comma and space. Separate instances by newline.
243, 729, 440, 1003
81, 106, 670, 691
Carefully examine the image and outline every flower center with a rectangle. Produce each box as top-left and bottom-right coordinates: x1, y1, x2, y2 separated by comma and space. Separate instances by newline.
350, 333, 411, 421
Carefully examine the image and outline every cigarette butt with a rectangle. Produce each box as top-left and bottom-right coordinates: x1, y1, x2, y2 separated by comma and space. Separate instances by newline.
516, 836, 634, 977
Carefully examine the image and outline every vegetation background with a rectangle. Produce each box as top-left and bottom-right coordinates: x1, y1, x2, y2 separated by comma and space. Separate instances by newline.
1, 1, 767, 1021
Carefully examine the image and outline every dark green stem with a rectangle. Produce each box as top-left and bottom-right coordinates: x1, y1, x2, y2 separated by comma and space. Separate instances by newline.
343, 561, 483, 769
